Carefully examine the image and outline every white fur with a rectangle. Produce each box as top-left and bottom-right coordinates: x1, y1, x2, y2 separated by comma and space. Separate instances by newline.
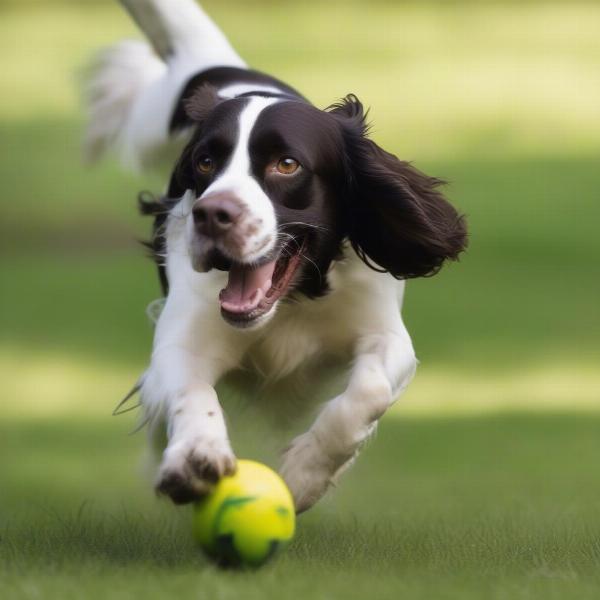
192, 97, 280, 265
85, 0, 246, 170
83, 40, 166, 163
145, 220, 416, 508
218, 83, 283, 99
120, 0, 245, 65
87, 0, 418, 512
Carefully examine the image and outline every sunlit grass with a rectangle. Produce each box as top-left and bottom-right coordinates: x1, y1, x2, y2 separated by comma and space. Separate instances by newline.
398, 363, 600, 415
0, 347, 137, 418
2, 346, 599, 419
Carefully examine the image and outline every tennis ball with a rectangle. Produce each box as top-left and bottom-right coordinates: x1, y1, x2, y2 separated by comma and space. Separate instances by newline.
192, 459, 295, 567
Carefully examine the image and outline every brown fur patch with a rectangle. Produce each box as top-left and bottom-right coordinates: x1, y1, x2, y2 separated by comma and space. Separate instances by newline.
183, 83, 221, 122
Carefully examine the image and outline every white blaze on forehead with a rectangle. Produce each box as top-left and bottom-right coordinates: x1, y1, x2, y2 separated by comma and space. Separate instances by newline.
203, 96, 278, 195
218, 84, 283, 99
200, 96, 279, 264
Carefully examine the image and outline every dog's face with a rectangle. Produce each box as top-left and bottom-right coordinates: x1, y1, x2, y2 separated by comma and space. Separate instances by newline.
166, 87, 467, 328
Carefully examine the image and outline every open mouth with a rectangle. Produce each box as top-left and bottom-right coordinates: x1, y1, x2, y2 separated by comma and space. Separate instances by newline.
218, 239, 306, 326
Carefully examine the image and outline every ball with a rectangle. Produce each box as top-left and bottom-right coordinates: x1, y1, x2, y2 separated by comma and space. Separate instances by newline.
192, 459, 296, 567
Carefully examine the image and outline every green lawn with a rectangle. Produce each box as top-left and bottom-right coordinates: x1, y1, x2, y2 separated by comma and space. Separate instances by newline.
1, 0, 600, 598
3, 415, 600, 599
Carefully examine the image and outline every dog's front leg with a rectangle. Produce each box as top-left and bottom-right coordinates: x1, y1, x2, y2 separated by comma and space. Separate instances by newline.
153, 367, 234, 504
280, 330, 417, 513
141, 301, 247, 504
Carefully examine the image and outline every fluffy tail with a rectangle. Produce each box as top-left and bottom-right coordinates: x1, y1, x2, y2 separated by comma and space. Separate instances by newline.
83, 40, 166, 163
83, 0, 244, 168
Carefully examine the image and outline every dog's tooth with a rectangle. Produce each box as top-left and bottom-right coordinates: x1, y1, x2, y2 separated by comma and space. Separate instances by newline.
248, 287, 265, 308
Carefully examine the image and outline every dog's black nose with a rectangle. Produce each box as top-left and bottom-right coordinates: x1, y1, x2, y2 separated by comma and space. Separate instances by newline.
193, 194, 244, 237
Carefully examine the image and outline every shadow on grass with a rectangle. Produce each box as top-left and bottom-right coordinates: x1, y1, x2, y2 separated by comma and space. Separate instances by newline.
3, 500, 600, 577
1, 504, 201, 570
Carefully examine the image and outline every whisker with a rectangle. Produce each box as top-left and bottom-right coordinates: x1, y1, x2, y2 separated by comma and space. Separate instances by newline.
275, 232, 302, 254
300, 252, 323, 283
279, 221, 330, 233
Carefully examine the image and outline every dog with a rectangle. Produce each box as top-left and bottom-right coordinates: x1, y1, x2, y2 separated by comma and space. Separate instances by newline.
85, 0, 467, 513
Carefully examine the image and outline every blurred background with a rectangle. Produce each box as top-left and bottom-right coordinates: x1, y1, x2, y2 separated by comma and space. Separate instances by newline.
1, 0, 599, 597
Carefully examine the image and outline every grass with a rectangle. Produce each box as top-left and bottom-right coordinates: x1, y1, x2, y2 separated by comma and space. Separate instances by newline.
3, 415, 600, 599
1, 0, 600, 598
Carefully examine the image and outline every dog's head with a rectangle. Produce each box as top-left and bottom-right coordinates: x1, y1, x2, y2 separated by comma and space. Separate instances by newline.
162, 86, 467, 328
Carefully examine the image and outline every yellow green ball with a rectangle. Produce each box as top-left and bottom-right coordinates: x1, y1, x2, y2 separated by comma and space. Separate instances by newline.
192, 459, 295, 567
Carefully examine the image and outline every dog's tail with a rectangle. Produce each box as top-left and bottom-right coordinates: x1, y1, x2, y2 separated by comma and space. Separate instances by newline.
83, 39, 166, 163
119, 0, 243, 64
83, 0, 244, 168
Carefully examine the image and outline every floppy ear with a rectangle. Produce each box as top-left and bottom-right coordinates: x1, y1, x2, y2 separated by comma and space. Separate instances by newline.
330, 96, 467, 279
169, 82, 221, 131
182, 83, 221, 122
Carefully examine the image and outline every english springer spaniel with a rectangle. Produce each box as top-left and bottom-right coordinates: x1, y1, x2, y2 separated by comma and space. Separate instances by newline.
85, 0, 467, 513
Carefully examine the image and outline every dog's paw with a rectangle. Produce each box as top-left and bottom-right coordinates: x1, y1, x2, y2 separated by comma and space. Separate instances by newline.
155, 437, 236, 504
279, 431, 337, 514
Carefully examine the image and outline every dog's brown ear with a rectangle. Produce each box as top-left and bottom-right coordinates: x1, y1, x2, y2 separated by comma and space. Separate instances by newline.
169, 83, 222, 132
330, 95, 467, 279
183, 83, 222, 121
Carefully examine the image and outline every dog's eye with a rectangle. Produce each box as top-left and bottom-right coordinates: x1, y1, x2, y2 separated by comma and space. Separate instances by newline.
276, 157, 300, 175
198, 156, 214, 174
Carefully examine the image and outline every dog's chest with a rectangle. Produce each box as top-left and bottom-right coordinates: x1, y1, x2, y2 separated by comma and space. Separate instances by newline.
245, 255, 384, 380
248, 301, 352, 379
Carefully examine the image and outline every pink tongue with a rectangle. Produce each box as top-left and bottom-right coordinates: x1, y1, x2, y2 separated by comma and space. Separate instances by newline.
219, 260, 276, 314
